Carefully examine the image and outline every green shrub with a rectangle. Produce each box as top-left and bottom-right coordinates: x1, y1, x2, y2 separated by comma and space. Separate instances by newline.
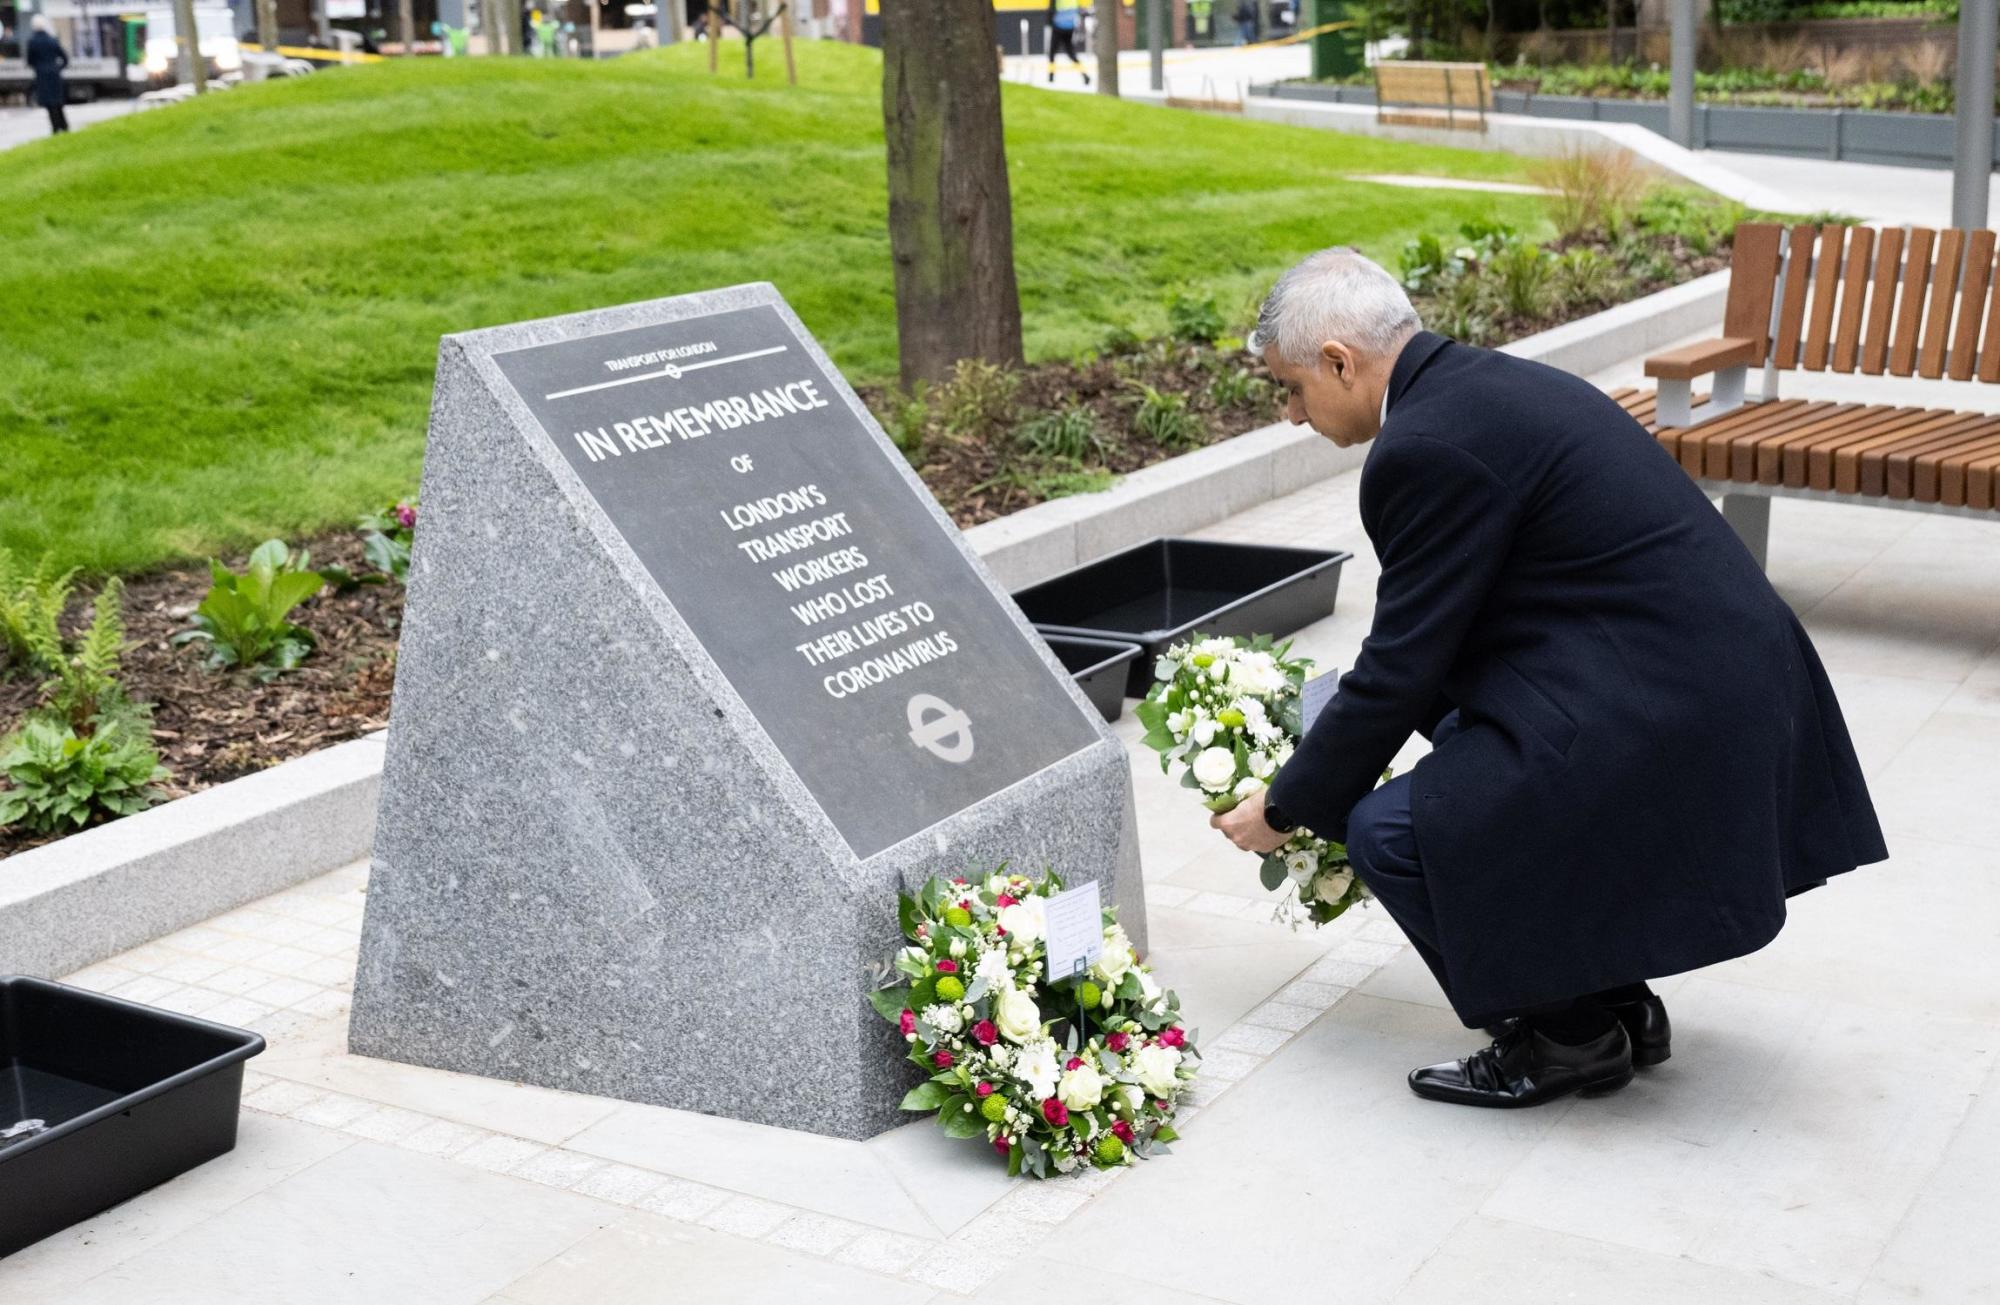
1552, 248, 1626, 307
884, 382, 933, 453
1491, 242, 1554, 320
1128, 383, 1208, 449
1098, 323, 1144, 357
16, 576, 133, 735
172, 540, 325, 678
1166, 291, 1226, 347
1013, 404, 1108, 462
0, 713, 167, 834
1399, 232, 1458, 294
938, 359, 1021, 440
0, 548, 77, 677
1207, 368, 1274, 410
357, 498, 419, 583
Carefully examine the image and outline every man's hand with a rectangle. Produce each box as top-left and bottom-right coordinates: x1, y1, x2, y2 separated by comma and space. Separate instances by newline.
1211, 787, 1291, 855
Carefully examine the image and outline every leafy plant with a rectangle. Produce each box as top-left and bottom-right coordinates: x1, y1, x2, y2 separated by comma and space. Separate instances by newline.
1399, 232, 1459, 294
937, 359, 1021, 441
0, 548, 78, 677
357, 498, 418, 583
1165, 290, 1226, 347
1551, 248, 1625, 307
16, 576, 135, 735
884, 382, 933, 454
1491, 241, 1554, 320
0, 713, 167, 834
1128, 383, 1208, 449
1097, 323, 1144, 357
1012, 404, 1108, 462
1207, 368, 1274, 410
172, 540, 325, 678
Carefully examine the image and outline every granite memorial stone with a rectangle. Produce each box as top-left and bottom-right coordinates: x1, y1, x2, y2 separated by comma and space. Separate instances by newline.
348, 284, 1144, 1140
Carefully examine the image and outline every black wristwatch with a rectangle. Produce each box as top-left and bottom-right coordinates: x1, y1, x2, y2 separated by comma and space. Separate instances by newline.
1262, 799, 1297, 834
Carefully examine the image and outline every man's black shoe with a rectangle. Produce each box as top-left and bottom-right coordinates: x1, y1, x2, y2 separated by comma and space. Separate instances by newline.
1410, 1023, 1634, 1108
1482, 994, 1671, 1067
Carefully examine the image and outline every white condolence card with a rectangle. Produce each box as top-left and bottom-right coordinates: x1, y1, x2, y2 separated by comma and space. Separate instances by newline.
1300, 671, 1340, 734
1042, 880, 1103, 985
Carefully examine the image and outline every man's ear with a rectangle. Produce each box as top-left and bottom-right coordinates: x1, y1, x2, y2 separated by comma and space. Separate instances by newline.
1318, 340, 1357, 388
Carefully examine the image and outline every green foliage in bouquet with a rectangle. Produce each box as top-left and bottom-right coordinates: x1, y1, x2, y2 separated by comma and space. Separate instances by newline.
1137, 634, 1375, 926
0, 713, 167, 834
172, 540, 325, 678
871, 868, 1198, 1179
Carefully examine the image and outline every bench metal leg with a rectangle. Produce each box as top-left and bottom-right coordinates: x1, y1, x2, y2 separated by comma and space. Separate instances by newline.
1721, 493, 1771, 570
1656, 379, 1692, 428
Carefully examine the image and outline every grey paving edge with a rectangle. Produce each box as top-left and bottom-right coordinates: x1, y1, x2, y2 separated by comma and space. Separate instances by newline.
0, 275, 1722, 973
0, 732, 384, 977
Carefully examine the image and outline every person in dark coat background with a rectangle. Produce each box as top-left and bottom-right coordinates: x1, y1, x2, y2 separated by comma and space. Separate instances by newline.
26, 14, 70, 136
1213, 247, 1887, 1109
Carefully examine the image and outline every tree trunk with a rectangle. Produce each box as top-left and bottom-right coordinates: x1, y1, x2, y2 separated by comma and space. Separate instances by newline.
880, 0, 1025, 388
257, 0, 279, 53
173, 0, 209, 88
1094, 0, 1118, 94
398, 0, 416, 52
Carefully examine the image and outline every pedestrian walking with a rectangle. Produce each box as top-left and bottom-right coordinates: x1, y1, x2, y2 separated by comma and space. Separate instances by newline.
1234, 0, 1258, 44
1046, 0, 1089, 86
26, 15, 70, 136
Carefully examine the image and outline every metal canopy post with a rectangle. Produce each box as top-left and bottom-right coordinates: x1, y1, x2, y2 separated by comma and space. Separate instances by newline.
1953, 0, 1997, 231
1668, 0, 1695, 148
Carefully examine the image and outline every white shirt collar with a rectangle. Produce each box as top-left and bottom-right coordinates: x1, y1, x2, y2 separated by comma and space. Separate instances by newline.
1379, 385, 1389, 429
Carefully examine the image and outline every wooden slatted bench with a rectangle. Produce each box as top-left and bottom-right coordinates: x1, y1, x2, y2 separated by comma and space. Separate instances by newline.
1373, 61, 1490, 132
1619, 221, 2000, 568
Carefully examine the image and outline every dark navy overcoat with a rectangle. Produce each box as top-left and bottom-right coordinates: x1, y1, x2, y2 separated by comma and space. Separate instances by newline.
27, 31, 68, 109
1266, 332, 1888, 1024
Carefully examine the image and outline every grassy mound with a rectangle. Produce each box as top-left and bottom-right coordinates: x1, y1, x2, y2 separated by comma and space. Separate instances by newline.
1, 40, 1550, 574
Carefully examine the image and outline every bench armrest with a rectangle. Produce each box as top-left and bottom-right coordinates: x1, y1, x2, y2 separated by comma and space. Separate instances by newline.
1644, 337, 1761, 381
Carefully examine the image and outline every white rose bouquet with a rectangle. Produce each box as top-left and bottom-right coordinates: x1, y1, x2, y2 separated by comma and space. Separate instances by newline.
870, 867, 1199, 1178
1136, 634, 1373, 926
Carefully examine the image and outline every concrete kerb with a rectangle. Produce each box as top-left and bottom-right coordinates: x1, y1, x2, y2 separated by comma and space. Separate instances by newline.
0, 732, 384, 978
0, 276, 1726, 977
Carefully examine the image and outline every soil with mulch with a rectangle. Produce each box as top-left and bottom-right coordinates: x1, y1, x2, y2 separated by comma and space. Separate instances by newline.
0, 533, 403, 860
860, 342, 1287, 529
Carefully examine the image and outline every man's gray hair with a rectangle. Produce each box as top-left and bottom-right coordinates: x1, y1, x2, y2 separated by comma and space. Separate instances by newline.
1250, 247, 1421, 366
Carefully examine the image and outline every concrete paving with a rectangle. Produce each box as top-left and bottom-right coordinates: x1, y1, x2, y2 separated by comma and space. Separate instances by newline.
7, 346, 1996, 1299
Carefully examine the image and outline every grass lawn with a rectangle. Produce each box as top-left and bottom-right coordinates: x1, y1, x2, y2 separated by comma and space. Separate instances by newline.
1, 40, 1555, 576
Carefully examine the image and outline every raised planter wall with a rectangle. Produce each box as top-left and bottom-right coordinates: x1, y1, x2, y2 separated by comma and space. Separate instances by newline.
1256, 80, 2000, 170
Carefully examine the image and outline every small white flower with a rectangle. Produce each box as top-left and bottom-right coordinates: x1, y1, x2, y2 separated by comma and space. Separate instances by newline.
1092, 924, 1134, 985
948, 937, 967, 959
995, 983, 1043, 1043
1013, 1039, 1061, 1100
1248, 750, 1277, 779
923, 1003, 964, 1035
1133, 1044, 1183, 1095
974, 946, 1013, 989
1058, 1061, 1105, 1111
1233, 776, 1265, 799
1137, 970, 1162, 1002
1284, 848, 1318, 886
1191, 747, 1238, 793
1314, 869, 1355, 905
1191, 718, 1218, 747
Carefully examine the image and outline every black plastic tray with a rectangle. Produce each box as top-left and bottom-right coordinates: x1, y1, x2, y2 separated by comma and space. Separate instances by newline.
1037, 632, 1143, 722
1014, 538, 1352, 697
0, 975, 265, 1258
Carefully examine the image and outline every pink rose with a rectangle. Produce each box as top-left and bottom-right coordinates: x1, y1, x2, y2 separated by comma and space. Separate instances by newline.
952, 877, 968, 885
1065, 1056, 1085, 1071
972, 1020, 998, 1046
1159, 1026, 1186, 1048
1041, 1099, 1069, 1127
996, 894, 1018, 908
394, 504, 417, 529
933, 1050, 954, 1069
935, 959, 957, 974
975, 1081, 995, 1097
993, 1135, 1011, 1157
898, 1009, 915, 1036
1111, 1120, 1135, 1144
1106, 1032, 1130, 1053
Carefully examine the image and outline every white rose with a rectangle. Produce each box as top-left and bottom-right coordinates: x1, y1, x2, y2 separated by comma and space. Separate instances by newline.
996, 899, 1046, 944
1191, 718, 1218, 747
994, 984, 1043, 1043
1191, 747, 1238, 793
1058, 1062, 1105, 1111
1012, 1039, 1060, 1099
1285, 848, 1318, 886
1092, 925, 1134, 985
1121, 1084, 1146, 1113
1314, 869, 1355, 904
1133, 1044, 1183, 1095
